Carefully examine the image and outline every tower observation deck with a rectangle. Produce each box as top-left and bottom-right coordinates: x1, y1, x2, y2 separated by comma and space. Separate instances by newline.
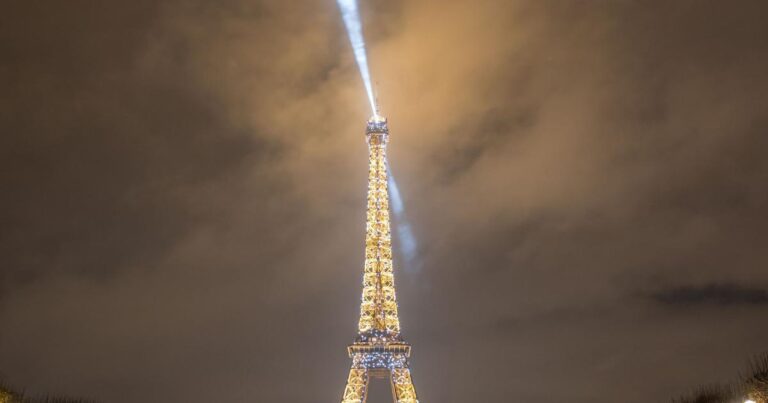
339, 115, 420, 403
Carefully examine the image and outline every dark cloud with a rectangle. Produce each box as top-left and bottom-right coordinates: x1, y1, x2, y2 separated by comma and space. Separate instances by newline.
1, 1, 768, 402
651, 284, 768, 306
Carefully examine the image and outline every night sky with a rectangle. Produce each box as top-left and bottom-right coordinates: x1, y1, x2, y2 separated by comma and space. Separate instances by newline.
1, 1, 768, 402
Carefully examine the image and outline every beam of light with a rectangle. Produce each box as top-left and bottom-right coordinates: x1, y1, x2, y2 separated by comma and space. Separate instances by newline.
336, 0, 377, 114
388, 168, 405, 216
388, 167, 419, 270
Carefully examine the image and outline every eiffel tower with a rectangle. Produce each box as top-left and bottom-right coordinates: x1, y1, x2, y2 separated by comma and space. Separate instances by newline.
340, 114, 419, 403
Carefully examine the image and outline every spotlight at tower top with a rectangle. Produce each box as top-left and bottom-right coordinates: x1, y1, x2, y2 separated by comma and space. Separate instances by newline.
336, 0, 377, 114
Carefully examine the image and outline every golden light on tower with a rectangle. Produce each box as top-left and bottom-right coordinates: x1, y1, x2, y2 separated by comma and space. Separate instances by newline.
339, 115, 419, 403
357, 114, 400, 335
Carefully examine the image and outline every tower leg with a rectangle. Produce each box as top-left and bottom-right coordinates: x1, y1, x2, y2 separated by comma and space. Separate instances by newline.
341, 367, 369, 403
390, 368, 418, 403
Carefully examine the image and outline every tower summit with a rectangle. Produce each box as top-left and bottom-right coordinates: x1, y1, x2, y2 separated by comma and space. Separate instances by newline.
340, 115, 420, 403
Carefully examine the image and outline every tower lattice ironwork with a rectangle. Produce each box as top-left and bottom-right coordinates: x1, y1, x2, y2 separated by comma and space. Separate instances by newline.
340, 115, 419, 403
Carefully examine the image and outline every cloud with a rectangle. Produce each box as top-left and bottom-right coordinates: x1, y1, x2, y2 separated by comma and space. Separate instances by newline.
1, 1, 768, 402
651, 284, 768, 306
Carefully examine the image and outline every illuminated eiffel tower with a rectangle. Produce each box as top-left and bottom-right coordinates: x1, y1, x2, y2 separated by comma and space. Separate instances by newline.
340, 114, 419, 403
